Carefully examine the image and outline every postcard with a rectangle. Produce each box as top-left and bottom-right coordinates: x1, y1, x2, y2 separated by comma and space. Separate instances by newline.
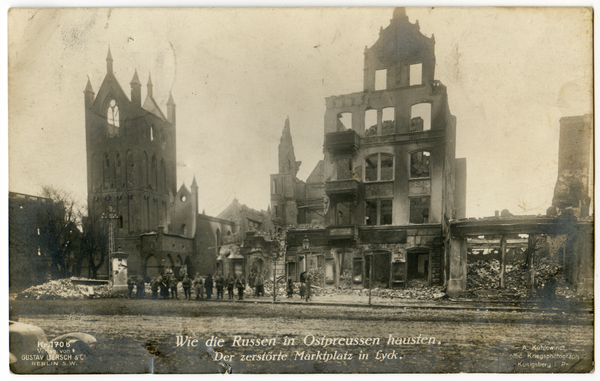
8, 7, 594, 374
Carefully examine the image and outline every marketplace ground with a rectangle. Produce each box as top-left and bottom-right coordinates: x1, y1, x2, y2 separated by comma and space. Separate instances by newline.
10, 296, 594, 374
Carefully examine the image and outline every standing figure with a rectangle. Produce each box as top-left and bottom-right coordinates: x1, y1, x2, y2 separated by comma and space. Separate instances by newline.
286, 277, 294, 298
248, 271, 256, 298
255, 273, 264, 297
235, 274, 246, 300
305, 276, 312, 302
226, 273, 235, 300
169, 275, 178, 299
193, 273, 204, 300
151, 277, 159, 299
205, 274, 214, 300
215, 273, 224, 300
136, 276, 146, 299
160, 274, 169, 299
299, 282, 306, 299
127, 276, 135, 299
182, 275, 192, 300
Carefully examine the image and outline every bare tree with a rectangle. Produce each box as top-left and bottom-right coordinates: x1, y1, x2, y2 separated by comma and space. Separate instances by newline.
79, 214, 109, 279
38, 186, 81, 279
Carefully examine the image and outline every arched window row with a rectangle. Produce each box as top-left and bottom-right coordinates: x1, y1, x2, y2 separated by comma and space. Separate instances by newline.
94, 150, 170, 192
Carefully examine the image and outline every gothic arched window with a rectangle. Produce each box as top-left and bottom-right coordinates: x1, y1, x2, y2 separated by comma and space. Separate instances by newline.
107, 99, 120, 138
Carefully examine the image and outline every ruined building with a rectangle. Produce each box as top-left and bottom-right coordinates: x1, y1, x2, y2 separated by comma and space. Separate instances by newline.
283, 8, 467, 288
270, 117, 326, 228
552, 114, 593, 218
84, 49, 235, 279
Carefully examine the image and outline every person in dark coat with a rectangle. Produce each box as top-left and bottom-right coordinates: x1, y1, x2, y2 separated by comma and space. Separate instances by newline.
226, 274, 235, 300
182, 275, 192, 300
235, 274, 246, 300
136, 276, 146, 299
127, 276, 135, 299
305, 276, 312, 302
159, 274, 169, 299
299, 282, 306, 299
215, 273, 224, 300
205, 274, 214, 299
286, 277, 294, 298
151, 277, 159, 299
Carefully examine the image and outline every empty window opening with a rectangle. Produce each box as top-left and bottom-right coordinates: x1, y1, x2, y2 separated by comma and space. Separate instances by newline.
37, 247, 41, 256
409, 63, 422, 86
337, 112, 352, 132
380, 154, 393, 181
365, 109, 378, 136
335, 202, 352, 225
365, 200, 377, 226
119, 215, 123, 229
150, 125, 155, 141
336, 158, 353, 180
410, 197, 430, 224
37, 228, 40, 235
410, 103, 431, 131
365, 199, 393, 226
381, 107, 395, 135
375, 69, 387, 91
272, 179, 277, 194
107, 99, 120, 127
365, 153, 394, 182
410, 151, 431, 178
380, 199, 393, 225
365, 155, 378, 182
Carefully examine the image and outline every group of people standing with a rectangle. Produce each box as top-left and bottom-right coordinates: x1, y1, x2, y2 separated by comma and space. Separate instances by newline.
286, 273, 312, 302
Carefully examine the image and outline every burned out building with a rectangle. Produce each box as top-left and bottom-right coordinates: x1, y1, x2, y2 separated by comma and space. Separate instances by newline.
84, 49, 236, 279
551, 114, 593, 218
270, 118, 326, 229
283, 8, 467, 289
447, 114, 594, 297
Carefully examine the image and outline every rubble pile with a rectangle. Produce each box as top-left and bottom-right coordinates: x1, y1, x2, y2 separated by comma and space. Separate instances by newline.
261, 278, 446, 300
16, 277, 122, 300
466, 257, 582, 299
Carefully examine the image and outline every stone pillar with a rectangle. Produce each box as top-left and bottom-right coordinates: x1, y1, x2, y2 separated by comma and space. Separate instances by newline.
574, 225, 594, 295
447, 235, 467, 297
109, 251, 129, 294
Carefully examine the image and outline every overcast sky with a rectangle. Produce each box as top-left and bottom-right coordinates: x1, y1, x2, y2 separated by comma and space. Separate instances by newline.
8, 7, 592, 218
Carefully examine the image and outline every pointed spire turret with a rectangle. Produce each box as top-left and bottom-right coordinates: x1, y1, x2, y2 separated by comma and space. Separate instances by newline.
146, 73, 153, 97
191, 176, 198, 189
167, 92, 176, 106
84, 76, 95, 107
130, 69, 141, 85
167, 92, 176, 125
84, 76, 94, 93
106, 46, 113, 73
130, 69, 142, 106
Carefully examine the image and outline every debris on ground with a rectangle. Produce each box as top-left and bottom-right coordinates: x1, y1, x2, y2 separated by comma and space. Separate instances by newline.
16, 278, 123, 300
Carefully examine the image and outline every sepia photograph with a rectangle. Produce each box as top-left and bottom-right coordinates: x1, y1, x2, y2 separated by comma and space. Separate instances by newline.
7, 6, 594, 374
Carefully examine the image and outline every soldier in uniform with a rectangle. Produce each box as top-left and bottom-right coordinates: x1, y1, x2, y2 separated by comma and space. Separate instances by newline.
215, 272, 224, 300
193, 273, 204, 300
226, 273, 235, 300
182, 275, 192, 300
169, 275, 178, 299
235, 274, 246, 300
